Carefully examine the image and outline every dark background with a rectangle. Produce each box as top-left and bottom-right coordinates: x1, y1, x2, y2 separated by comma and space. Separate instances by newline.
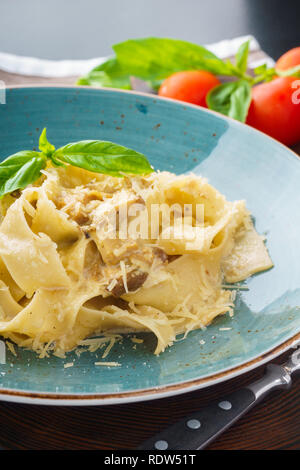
0, 0, 299, 61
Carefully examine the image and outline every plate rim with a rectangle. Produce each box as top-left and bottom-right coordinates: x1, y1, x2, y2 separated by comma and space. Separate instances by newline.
0, 331, 298, 405
5, 84, 300, 163
1, 85, 299, 405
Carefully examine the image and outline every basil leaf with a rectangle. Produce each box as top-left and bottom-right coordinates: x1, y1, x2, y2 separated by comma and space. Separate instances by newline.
207, 80, 252, 122
39, 128, 65, 167
0, 133, 154, 196
0, 151, 46, 198
54, 141, 153, 177
77, 38, 236, 90
113, 38, 234, 85
253, 64, 276, 83
39, 128, 55, 157
77, 57, 131, 89
253, 63, 268, 76
235, 40, 250, 74
276, 64, 300, 78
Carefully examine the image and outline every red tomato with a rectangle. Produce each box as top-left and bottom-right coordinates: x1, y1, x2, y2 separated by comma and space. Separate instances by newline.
276, 47, 300, 70
158, 71, 221, 107
246, 77, 300, 146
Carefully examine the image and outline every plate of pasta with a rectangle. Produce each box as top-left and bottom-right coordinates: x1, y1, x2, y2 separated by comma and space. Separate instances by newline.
0, 86, 299, 405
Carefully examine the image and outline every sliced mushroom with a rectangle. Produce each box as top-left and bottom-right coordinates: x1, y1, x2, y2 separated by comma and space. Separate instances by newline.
167, 254, 181, 263
153, 247, 168, 263
109, 270, 148, 298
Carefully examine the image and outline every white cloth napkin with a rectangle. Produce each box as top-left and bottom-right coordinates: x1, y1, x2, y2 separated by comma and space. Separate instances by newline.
0, 35, 274, 78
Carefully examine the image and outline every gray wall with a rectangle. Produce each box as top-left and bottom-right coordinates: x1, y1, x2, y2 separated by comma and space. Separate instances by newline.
0, 0, 298, 60
0, 0, 251, 59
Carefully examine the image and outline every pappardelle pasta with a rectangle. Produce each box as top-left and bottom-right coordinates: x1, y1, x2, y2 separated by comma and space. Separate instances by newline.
0, 164, 273, 357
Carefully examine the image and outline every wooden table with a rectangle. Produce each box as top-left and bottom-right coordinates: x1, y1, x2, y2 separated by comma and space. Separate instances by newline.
0, 70, 299, 450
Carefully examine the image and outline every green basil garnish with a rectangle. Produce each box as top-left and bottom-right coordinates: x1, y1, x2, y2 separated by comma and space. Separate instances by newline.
235, 40, 250, 75
39, 128, 55, 157
77, 57, 132, 89
206, 80, 252, 122
77, 37, 239, 90
276, 64, 300, 78
0, 130, 153, 198
0, 151, 47, 197
53, 140, 153, 177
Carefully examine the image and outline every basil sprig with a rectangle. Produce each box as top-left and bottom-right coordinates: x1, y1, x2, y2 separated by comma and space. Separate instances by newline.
78, 57, 132, 90
235, 41, 250, 75
77, 37, 242, 90
0, 129, 153, 198
207, 80, 252, 122
77, 37, 300, 123
54, 140, 153, 177
39, 128, 55, 157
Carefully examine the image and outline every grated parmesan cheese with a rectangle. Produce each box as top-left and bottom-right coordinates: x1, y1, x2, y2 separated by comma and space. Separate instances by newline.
107, 278, 118, 292
94, 361, 121, 367
6, 341, 17, 356
131, 337, 144, 344
119, 260, 128, 293
64, 362, 74, 368
102, 337, 116, 358
79, 335, 121, 354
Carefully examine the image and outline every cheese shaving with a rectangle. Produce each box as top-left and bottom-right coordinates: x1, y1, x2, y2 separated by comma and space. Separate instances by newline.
94, 361, 121, 367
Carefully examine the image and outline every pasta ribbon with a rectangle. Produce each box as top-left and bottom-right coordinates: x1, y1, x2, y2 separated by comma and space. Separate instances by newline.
0, 166, 273, 356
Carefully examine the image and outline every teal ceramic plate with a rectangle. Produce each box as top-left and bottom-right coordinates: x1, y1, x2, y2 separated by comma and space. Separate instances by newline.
0, 86, 299, 405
